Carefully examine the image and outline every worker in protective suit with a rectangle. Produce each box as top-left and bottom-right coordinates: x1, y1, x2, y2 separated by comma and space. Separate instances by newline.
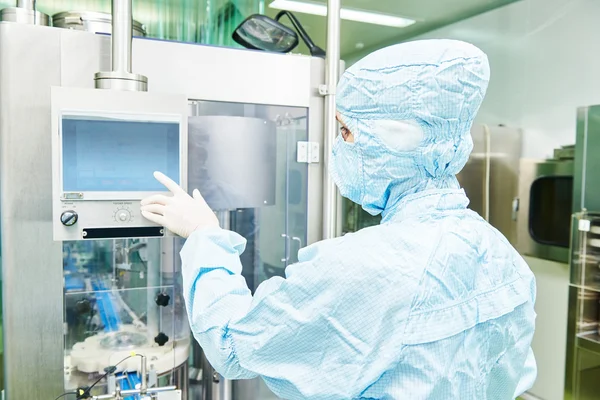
141, 39, 537, 399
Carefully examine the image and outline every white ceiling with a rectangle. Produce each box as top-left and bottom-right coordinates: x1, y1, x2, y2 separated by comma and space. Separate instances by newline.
263, 0, 521, 59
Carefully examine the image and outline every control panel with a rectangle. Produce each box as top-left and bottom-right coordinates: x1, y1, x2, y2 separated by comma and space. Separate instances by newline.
51, 86, 188, 241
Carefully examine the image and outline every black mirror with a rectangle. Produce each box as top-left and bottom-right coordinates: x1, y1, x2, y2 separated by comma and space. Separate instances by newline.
274, 10, 325, 58
232, 14, 299, 53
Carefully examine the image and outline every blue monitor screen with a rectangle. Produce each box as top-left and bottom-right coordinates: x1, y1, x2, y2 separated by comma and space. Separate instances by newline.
62, 116, 180, 192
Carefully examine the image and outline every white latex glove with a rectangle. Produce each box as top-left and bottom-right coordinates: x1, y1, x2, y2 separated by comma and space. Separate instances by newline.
140, 171, 219, 238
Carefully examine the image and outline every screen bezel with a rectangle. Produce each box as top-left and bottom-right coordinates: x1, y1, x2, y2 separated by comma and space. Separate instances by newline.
59, 110, 184, 201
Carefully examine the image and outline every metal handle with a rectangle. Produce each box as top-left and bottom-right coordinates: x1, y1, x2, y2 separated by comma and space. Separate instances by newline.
511, 197, 519, 221
291, 237, 302, 262
281, 234, 290, 263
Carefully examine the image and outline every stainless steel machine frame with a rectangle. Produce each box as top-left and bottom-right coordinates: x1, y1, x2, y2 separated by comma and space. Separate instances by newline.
0, 21, 327, 399
517, 152, 574, 263
457, 124, 522, 245
0, 0, 49, 26
52, 11, 147, 37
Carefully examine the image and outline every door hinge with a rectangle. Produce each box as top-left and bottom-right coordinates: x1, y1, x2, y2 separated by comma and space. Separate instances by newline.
318, 84, 336, 96
297, 141, 320, 163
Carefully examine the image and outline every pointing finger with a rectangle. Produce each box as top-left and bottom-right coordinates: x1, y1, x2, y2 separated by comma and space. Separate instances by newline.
154, 171, 184, 194
192, 189, 204, 200
192, 189, 210, 206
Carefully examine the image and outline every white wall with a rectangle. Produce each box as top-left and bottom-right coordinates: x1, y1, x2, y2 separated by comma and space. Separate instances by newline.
523, 257, 570, 400
348, 0, 600, 159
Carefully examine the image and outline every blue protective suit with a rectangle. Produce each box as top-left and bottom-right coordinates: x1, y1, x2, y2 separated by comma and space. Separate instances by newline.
181, 39, 537, 399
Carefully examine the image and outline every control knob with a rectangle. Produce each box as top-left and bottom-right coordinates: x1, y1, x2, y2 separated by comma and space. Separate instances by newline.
61, 210, 78, 226
154, 332, 169, 347
114, 208, 132, 222
155, 292, 171, 307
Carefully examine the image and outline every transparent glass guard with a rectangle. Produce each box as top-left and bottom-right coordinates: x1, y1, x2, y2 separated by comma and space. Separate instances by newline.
570, 212, 600, 343
63, 238, 188, 396
188, 100, 308, 399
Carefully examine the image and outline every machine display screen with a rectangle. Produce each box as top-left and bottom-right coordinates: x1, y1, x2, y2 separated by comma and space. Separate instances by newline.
61, 115, 180, 192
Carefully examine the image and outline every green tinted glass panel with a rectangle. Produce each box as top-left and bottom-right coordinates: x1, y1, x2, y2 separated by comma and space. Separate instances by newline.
0, 0, 264, 45
342, 198, 380, 234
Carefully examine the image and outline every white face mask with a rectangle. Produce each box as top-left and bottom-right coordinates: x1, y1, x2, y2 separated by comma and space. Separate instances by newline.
329, 135, 364, 205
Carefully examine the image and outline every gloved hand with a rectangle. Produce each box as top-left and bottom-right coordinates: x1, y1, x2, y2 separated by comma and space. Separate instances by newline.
140, 171, 219, 238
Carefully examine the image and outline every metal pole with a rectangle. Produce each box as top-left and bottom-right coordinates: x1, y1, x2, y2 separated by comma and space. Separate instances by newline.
93, 386, 178, 399
146, 239, 160, 341
111, 0, 133, 73
140, 355, 148, 395
16, 0, 34, 9
94, 0, 148, 91
2, 0, 49, 25
208, 210, 232, 400
173, 362, 189, 400
322, 0, 341, 240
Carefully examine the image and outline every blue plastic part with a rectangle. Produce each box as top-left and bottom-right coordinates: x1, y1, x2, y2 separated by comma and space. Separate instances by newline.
65, 275, 86, 292
91, 280, 122, 332
118, 371, 141, 400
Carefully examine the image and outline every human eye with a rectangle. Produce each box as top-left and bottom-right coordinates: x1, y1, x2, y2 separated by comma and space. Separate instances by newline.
340, 126, 349, 139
